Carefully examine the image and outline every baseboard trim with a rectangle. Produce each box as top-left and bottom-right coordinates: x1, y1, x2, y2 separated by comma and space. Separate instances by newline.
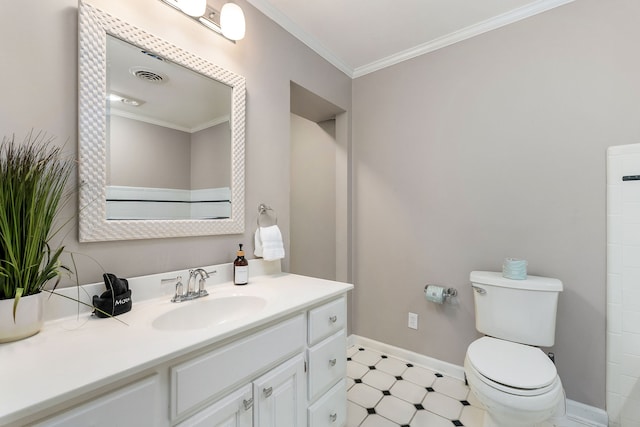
348, 334, 608, 427
565, 399, 608, 427
348, 334, 466, 381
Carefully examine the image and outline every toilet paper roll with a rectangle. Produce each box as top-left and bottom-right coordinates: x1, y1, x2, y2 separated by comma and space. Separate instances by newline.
425, 285, 446, 304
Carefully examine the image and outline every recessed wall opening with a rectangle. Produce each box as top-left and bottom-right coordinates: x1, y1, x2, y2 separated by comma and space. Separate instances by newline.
289, 82, 349, 283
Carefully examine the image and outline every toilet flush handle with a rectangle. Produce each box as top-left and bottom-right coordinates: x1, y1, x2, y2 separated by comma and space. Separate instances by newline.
471, 285, 487, 295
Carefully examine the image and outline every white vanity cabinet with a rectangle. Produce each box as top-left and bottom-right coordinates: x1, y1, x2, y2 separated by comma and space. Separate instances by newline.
177, 354, 306, 427
177, 297, 347, 427
170, 315, 306, 421
18, 292, 350, 427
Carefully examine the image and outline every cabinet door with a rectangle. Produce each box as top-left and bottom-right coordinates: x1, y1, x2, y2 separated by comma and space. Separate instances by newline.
176, 384, 253, 427
253, 354, 306, 427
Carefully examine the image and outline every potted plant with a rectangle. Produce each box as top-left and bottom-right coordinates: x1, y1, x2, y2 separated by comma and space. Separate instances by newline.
0, 132, 74, 343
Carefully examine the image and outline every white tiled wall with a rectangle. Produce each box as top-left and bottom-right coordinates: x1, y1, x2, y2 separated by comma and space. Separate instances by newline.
607, 143, 640, 427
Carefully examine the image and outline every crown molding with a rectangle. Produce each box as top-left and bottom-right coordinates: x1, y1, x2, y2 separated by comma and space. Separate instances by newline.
353, 0, 576, 78
247, 0, 575, 79
245, 0, 353, 77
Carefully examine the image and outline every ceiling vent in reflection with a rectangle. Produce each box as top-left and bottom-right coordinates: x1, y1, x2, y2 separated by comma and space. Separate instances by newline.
130, 67, 168, 83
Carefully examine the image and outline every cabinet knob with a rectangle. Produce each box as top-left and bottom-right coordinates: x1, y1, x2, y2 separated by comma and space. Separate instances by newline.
329, 315, 337, 323
329, 358, 337, 367
263, 386, 273, 397
243, 398, 253, 410
330, 413, 337, 422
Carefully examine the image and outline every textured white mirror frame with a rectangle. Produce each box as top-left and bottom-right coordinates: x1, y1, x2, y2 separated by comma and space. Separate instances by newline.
78, 1, 245, 242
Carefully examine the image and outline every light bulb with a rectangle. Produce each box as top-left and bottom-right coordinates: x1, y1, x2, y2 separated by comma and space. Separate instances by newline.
220, 3, 245, 41
179, 0, 206, 17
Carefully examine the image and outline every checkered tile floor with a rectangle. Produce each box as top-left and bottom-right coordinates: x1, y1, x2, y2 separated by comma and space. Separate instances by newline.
346, 346, 485, 427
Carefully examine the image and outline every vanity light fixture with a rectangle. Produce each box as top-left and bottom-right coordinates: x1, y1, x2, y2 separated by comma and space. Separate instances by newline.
159, 0, 246, 42
178, 0, 206, 17
220, 3, 245, 41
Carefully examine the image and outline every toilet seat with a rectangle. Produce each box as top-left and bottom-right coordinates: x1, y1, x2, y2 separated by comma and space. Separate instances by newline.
466, 337, 558, 397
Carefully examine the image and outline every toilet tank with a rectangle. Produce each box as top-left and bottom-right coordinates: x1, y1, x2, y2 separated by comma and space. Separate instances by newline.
470, 271, 563, 347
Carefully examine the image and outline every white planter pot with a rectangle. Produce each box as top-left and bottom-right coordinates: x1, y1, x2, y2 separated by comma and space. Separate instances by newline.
0, 292, 44, 343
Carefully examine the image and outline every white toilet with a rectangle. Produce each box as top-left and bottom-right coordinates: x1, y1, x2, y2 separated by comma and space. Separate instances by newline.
464, 271, 566, 427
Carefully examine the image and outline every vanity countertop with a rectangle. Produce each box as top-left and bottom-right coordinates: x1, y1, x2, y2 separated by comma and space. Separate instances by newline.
0, 269, 353, 425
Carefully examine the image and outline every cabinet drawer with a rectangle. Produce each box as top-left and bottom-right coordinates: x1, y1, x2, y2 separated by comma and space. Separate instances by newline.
35, 375, 160, 427
308, 330, 346, 402
171, 314, 305, 420
308, 297, 346, 346
308, 380, 347, 427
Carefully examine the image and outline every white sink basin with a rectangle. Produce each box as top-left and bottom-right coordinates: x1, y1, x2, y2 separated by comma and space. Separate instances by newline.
152, 296, 267, 331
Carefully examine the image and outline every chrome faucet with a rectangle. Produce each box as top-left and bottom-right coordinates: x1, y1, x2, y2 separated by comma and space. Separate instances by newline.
169, 269, 211, 303
190, 268, 210, 298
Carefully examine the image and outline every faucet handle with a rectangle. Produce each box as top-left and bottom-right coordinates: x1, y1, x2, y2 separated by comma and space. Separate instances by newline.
171, 276, 185, 303
198, 278, 209, 297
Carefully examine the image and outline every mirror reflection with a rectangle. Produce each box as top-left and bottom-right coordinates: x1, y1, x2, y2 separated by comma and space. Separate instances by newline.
105, 35, 232, 220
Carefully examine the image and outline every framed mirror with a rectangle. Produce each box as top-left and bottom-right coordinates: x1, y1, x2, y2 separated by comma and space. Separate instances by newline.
78, 1, 245, 242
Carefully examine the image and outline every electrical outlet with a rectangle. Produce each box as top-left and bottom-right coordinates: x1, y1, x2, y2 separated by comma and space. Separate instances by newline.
408, 312, 418, 330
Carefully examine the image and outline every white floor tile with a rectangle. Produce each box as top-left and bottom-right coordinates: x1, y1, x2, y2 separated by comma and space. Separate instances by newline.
352, 349, 384, 366
362, 369, 397, 391
402, 366, 437, 387
375, 357, 409, 376
389, 380, 427, 404
348, 383, 384, 408
348, 360, 371, 379
359, 414, 398, 427
347, 401, 368, 427
374, 395, 416, 425
410, 410, 455, 427
432, 376, 469, 400
347, 345, 487, 427
348, 346, 360, 357
422, 391, 463, 420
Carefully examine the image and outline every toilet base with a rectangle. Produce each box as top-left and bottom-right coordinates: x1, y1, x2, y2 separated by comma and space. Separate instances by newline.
465, 355, 566, 427
474, 386, 566, 427
477, 399, 560, 427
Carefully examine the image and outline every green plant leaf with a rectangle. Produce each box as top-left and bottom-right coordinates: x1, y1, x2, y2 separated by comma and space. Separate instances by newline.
12, 287, 23, 322
0, 131, 74, 303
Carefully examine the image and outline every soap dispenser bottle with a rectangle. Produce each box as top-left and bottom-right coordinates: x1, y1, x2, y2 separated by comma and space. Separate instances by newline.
234, 244, 249, 285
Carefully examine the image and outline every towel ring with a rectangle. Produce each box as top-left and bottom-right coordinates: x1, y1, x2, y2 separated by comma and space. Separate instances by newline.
257, 203, 277, 227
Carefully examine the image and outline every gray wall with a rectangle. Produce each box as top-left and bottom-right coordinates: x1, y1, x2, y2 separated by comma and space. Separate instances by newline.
109, 115, 191, 189
352, 0, 640, 409
290, 114, 336, 280
191, 122, 231, 190
0, 0, 351, 283
110, 117, 230, 190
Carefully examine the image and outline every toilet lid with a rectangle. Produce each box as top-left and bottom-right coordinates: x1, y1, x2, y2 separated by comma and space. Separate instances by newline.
467, 337, 557, 390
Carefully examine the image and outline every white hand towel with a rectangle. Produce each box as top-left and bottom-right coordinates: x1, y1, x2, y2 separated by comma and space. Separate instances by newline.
254, 228, 263, 257
255, 225, 285, 261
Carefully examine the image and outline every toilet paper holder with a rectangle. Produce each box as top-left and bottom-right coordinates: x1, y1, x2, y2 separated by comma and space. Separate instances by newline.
424, 284, 458, 304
